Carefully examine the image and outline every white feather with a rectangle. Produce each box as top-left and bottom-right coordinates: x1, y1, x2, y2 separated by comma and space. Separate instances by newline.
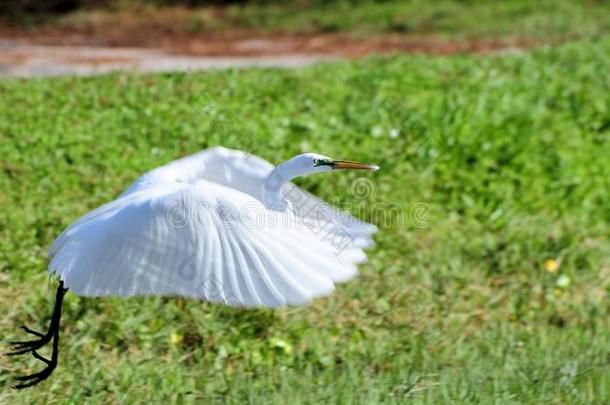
48, 147, 377, 307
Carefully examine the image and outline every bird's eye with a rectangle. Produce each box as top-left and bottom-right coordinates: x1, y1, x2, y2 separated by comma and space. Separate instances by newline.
313, 158, 321, 166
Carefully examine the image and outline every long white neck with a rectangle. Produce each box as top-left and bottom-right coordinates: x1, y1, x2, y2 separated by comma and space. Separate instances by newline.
261, 158, 313, 210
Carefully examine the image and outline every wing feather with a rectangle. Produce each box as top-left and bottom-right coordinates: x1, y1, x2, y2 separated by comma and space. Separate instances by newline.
48, 147, 377, 307
50, 180, 340, 307
224, 228, 263, 306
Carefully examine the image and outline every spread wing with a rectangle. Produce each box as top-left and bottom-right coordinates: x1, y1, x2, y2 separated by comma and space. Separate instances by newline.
50, 180, 367, 307
48, 147, 377, 307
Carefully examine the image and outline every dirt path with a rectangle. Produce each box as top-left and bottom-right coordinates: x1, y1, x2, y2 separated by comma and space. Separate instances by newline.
0, 30, 533, 78
0, 41, 329, 78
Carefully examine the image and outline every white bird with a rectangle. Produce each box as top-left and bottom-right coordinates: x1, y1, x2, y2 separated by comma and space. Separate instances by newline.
8, 146, 379, 388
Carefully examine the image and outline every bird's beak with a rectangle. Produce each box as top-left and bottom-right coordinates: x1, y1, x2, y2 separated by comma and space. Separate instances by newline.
331, 160, 379, 171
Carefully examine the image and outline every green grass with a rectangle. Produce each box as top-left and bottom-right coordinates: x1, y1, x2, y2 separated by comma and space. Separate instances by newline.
220, 0, 610, 39
7, 0, 610, 43
1, 38, 610, 403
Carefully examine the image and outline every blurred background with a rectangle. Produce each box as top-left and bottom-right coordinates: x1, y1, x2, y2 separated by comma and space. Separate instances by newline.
1, 1, 609, 403
2, 0, 609, 76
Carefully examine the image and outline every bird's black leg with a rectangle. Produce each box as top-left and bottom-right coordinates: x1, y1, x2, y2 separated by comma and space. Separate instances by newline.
8, 280, 67, 354
8, 280, 68, 389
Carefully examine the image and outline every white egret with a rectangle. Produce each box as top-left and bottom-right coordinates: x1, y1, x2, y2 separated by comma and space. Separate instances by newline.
8, 146, 379, 388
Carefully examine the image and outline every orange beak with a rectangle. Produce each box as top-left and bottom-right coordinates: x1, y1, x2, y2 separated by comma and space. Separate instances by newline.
331, 160, 379, 171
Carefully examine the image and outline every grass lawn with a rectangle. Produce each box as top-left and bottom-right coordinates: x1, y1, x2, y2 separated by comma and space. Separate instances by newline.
1, 38, 610, 403
221, 0, 610, 39
4, 0, 610, 43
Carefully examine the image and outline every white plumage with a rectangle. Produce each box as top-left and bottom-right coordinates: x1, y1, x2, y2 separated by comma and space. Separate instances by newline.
48, 147, 378, 308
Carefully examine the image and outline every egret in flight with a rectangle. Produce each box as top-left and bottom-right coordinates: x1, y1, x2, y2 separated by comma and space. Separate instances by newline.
8, 147, 379, 388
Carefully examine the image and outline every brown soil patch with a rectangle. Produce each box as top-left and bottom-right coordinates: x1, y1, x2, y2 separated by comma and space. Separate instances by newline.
1, 15, 543, 59
0, 28, 541, 58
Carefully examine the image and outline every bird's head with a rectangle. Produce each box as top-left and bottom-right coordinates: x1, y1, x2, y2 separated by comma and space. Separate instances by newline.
262, 152, 379, 209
